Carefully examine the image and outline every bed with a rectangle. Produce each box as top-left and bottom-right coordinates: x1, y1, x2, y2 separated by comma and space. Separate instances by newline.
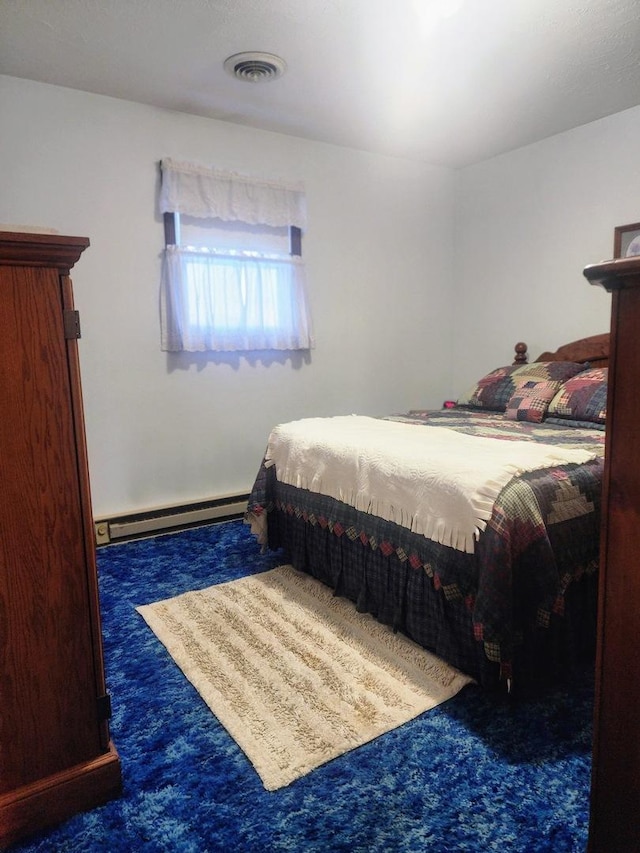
245, 334, 609, 693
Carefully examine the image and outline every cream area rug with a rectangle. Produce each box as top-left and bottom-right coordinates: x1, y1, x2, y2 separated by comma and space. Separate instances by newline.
137, 565, 474, 791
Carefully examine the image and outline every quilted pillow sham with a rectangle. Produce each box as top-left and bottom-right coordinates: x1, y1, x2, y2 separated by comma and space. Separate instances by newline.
456, 361, 589, 412
504, 379, 561, 423
547, 367, 608, 424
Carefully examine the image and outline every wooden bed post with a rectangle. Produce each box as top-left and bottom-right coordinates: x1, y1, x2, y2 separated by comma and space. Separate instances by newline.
513, 342, 528, 364
584, 256, 640, 853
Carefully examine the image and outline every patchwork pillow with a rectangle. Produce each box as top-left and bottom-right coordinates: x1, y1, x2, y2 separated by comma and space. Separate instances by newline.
456, 361, 589, 412
505, 380, 561, 423
547, 367, 608, 424
455, 365, 520, 411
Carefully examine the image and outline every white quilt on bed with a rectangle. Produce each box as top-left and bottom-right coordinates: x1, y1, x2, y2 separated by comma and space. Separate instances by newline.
264, 415, 596, 554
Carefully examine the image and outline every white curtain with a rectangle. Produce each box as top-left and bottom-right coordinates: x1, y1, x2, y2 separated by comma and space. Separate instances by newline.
159, 159, 313, 352
161, 247, 314, 352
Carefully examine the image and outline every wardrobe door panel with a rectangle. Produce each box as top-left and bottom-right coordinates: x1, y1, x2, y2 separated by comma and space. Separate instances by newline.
0, 265, 101, 793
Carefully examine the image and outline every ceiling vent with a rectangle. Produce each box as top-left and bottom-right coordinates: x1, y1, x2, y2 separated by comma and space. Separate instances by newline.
224, 52, 287, 83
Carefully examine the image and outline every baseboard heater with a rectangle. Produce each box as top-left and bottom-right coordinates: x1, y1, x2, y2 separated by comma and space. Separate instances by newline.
94, 492, 249, 545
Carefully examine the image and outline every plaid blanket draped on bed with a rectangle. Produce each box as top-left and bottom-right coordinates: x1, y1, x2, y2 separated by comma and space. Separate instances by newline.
246, 409, 604, 689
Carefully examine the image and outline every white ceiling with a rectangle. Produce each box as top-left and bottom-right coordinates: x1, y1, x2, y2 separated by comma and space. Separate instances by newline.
1, 0, 639, 168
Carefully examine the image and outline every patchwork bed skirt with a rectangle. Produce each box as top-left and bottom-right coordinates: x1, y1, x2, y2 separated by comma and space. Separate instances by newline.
261, 487, 598, 693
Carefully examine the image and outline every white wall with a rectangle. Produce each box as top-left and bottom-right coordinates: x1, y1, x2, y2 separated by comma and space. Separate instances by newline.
0, 76, 455, 517
452, 105, 640, 393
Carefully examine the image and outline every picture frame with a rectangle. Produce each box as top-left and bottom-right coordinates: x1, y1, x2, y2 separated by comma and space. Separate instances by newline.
614, 222, 640, 258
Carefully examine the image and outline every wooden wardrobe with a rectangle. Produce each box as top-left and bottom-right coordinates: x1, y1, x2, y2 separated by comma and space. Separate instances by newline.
583, 256, 640, 852
0, 231, 121, 847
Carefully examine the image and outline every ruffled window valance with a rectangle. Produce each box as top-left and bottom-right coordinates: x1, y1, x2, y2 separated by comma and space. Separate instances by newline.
159, 158, 307, 229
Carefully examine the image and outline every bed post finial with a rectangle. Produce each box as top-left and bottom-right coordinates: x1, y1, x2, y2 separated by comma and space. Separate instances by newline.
514, 342, 528, 365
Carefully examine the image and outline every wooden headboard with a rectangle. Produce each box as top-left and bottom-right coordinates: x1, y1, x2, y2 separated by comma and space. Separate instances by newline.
514, 333, 610, 368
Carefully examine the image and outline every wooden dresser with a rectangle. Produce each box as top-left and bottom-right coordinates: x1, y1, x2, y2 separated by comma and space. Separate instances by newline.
0, 231, 121, 847
583, 256, 640, 852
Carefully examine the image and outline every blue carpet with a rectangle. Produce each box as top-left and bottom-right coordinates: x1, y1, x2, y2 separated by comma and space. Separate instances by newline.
12, 521, 592, 852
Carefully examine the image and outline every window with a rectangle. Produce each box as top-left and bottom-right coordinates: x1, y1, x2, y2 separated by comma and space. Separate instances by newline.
159, 159, 313, 353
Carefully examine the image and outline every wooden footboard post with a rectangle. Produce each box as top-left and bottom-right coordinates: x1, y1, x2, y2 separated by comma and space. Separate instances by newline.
584, 256, 640, 853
